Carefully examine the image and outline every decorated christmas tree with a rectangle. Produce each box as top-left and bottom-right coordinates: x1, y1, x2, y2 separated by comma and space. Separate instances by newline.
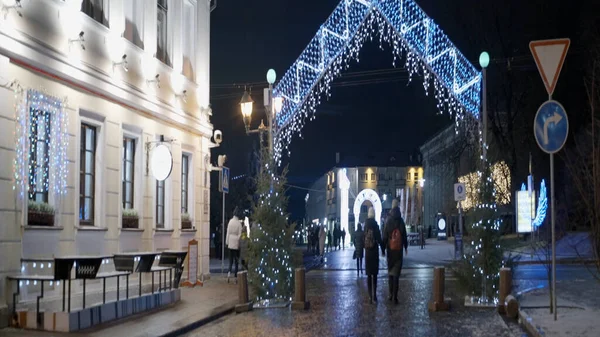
246, 148, 297, 304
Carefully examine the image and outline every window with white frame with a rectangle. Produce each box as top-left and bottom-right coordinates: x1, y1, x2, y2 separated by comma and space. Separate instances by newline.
80, 124, 97, 225
156, 179, 165, 228
157, 0, 171, 66
124, 0, 144, 49
181, 154, 189, 214
81, 0, 109, 27
182, 0, 196, 80
122, 137, 135, 209
28, 108, 51, 203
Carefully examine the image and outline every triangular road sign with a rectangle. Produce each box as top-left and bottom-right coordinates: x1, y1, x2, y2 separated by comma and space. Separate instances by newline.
529, 38, 570, 96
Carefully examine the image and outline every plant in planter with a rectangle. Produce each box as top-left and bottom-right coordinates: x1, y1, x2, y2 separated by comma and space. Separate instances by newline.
122, 208, 139, 229
181, 213, 192, 229
28, 200, 55, 226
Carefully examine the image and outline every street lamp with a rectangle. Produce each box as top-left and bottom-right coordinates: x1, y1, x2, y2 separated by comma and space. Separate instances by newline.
240, 90, 254, 132
239, 69, 284, 156
480, 51, 489, 162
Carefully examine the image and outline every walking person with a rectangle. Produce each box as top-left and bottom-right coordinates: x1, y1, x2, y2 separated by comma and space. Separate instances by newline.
383, 199, 408, 304
319, 225, 326, 261
353, 223, 365, 277
327, 230, 332, 252
364, 207, 384, 303
225, 207, 243, 283
341, 228, 346, 250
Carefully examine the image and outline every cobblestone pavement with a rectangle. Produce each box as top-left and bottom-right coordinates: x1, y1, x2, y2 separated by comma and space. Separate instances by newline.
186, 269, 525, 337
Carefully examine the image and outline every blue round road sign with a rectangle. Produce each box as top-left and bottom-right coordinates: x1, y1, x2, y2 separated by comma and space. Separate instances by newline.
534, 100, 569, 154
457, 185, 463, 194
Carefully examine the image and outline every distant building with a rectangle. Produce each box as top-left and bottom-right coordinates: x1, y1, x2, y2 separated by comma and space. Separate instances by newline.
305, 153, 423, 240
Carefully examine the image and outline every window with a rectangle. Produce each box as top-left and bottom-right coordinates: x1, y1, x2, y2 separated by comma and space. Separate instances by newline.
29, 108, 51, 203
80, 124, 97, 225
81, 0, 108, 26
396, 188, 402, 197
414, 172, 419, 180
371, 173, 375, 181
379, 174, 385, 181
156, 179, 165, 228
122, 138, 135, 209
157, 0, 171, 66
181, 154, 189, 213
124, 0, 144, 48
182, 0, 195, 80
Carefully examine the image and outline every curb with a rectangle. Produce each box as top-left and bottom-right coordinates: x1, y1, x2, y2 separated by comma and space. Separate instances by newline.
159, 303, 236, 337
518, 309, 544, 337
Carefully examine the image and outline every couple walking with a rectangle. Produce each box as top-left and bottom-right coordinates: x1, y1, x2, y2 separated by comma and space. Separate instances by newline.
356, 199, 408, 304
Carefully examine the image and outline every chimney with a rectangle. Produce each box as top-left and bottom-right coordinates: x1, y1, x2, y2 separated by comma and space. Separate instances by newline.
336, 152, 340, 165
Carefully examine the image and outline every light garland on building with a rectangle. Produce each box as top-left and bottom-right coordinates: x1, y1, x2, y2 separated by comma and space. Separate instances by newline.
14, 89, 69, 209
272, 0, 481, 164
533, 179, 547, 228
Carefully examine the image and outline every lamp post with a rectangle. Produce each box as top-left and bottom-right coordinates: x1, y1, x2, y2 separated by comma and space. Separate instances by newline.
240, 69, 284, 156
479, 51, 490, 162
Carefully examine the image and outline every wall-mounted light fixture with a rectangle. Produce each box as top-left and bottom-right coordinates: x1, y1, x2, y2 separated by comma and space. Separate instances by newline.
112, 54, 128, 72
1, 0, 22, 19
146, 74, 160, 88
175, 90, 187, 103
68, 31, 85, 51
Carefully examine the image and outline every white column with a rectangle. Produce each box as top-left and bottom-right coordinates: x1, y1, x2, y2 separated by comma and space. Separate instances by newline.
195, 0, 211, 109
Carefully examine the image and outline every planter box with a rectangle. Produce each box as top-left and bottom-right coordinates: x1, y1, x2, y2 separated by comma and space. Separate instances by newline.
122, 217, 139, 229
28, 212, 54, 226
181, 220, 192, 229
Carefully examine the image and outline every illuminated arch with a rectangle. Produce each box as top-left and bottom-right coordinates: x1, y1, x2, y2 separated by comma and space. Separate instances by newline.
353, 189, 383, 227
272, 0, 482, 163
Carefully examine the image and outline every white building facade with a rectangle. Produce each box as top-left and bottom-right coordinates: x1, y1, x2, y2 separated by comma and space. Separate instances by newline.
0, 0, 215, 325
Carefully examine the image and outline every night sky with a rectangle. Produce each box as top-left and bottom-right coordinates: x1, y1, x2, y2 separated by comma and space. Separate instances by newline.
209, 0, 594, 222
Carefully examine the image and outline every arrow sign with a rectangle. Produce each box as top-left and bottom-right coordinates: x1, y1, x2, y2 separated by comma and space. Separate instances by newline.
534, 100, 569, 154
529, 38, 570, 96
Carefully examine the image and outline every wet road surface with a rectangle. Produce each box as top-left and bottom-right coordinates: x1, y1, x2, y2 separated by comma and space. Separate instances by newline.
186, 269, 525, 337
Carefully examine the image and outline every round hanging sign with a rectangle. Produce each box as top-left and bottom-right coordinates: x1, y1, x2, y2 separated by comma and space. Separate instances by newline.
151, 144, 173, 181
438, 218, 446, 231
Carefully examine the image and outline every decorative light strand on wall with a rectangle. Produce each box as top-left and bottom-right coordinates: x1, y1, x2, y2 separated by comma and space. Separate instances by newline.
272, 0, 481, 164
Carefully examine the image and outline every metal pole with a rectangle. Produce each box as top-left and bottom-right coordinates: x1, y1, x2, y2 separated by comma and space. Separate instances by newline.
267, 83, 274, 156
482, 67, 488, 162
221, 191, 225, 275
550, 152, 557, 320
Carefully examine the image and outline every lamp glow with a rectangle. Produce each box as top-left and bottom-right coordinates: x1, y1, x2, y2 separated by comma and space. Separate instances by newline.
273, 96, 284, 114
479, 51, 490, 68
266, 69, 277, 84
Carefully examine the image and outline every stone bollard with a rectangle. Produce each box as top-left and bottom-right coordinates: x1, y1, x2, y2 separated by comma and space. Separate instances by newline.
428, 266, 450, 312
292, 267, 310, 310
498, 267, 512, 314
505, 295, 519, 319
235, 271, 253, 313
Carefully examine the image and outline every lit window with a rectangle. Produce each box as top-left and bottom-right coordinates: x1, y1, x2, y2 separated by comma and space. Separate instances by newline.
29, 108, 51, 203
157, 0, 171, 66
124, 0, 144, 48
122, 138, 135, 209
81, 0, 108, 27
80, 124, 96, 225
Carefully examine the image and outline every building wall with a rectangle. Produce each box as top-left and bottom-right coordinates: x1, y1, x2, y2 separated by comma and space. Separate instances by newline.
0, 0, 213, 323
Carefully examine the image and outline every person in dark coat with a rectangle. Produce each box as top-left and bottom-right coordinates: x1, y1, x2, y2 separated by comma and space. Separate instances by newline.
364, 207, 384, 303
353, 223, 365, 277
327, 230, 332, 252
341, 228, 346, 249
383, 199, 408, 304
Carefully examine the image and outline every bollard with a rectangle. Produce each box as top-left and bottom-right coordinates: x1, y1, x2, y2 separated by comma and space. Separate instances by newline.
235, 271, 253, 313
292, 267, 310, 310
505, 295, 519, 319
428, 266, 450, 312
498, 267, 512, 314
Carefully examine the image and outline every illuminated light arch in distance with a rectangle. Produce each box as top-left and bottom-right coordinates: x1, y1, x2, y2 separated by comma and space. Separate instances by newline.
353, 188, 383, 229
272, 0, 482, 163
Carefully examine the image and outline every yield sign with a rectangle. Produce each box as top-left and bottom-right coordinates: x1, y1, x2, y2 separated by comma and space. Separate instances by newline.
529, 38, 570, 96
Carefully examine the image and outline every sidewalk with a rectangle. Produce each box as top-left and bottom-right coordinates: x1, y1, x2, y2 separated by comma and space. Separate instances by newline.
518, 276, 600, 337
0, 278, 238, 337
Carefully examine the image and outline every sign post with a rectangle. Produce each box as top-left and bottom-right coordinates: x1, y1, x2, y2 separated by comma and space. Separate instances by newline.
219, 167, 230, 274
530, 38, 570, 321
182, 239, 203, 287
454, 183, 466, 259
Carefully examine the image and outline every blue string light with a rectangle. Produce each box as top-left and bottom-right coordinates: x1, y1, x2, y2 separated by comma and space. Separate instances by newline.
272, 0, 481, 163
533, 179, 547, 228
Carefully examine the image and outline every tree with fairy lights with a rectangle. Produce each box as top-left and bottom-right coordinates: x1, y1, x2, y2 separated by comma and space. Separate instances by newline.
246, 148, 297, 303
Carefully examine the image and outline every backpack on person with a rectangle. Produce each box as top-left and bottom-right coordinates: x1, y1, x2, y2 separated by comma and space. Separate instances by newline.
364, 227, 375, 249
389, 227, 403, 251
